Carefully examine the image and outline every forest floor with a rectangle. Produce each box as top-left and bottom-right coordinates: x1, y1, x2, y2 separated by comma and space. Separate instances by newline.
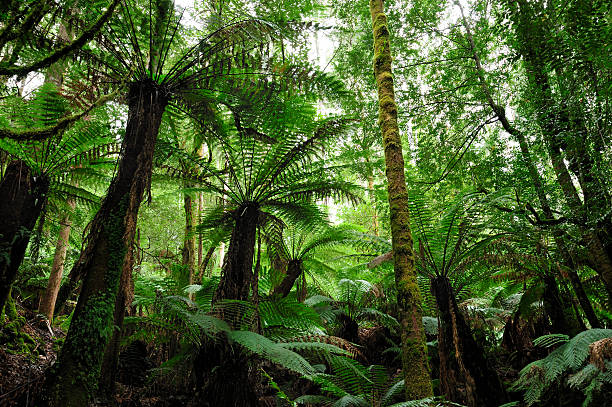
0, 304, 58, 407
0, 300, 201, 407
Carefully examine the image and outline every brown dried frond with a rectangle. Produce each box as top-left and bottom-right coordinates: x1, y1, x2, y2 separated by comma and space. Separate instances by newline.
589, 337, 612, 372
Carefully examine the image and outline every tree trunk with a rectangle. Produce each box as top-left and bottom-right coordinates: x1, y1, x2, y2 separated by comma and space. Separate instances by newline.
98, 240, 136, 395
271, 260, 302, 298
368, 174, 379, 236
369, 0, 432, 399
0, 160, 49, 314
197, 244, 216, 282
182, 187, 196, 288
213, 203, 258, 304
509, 0, 612, 297
45, 80, 167, 407
458, 5, 602, 325
432, 276, 507, 406
39, 197, 75, 322
541, 272, 581, 336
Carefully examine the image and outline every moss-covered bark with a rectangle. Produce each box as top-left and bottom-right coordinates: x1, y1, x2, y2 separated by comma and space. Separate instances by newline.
369, 0, 432, 399
44, 80, 167, 406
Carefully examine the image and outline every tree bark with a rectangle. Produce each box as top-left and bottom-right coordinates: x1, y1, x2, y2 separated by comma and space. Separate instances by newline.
271, 260, 302, 298
213, 203, 258, 303
39, 197, 75, 322
45, 80, 167, 407
369, 0, 432, 399
458, 5, 602, 326
433, 276, 507, 406
0, 160, 49, 314
98, 240, 136, 395
182, 187, 196, 288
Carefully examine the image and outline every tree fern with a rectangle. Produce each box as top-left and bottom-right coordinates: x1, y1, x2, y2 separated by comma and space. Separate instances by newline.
512, 329, 612, 406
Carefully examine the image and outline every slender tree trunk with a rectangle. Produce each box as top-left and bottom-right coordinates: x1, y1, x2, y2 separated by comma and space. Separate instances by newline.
433, 276, 507, 406
45, 80, 167, 407
368, 174, 379, 236
39, 197, 75, 322
182, 186, 196, 288
198, 244, 216, 282
458, 6, 602, 325
369, 0, 432, 399
0, 160, 49, 314
509, 0, 612, 297
271, 260, 302, 298
198, 194, 203, 268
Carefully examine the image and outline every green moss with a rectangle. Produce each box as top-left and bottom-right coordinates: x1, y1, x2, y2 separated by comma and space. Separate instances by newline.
49, 196, 130, 406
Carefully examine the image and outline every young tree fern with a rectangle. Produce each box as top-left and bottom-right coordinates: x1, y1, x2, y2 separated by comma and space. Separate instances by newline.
512, 329, 612, 406
0, 83, 117, 315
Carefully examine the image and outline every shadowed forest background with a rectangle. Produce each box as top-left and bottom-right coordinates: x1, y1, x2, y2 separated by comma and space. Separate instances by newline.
0, 0, 611, 406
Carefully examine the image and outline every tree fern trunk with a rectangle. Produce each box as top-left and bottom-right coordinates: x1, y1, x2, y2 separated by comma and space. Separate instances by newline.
369, 0, 432, 399
44, 80, 167, 406
0, 160, 48, 315
213, 203, 258, 303
433, 276, 507, 406
271, 260, 302, 298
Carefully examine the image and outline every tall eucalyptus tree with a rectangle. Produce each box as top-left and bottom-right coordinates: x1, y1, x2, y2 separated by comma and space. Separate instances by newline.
369, 0, 432, 399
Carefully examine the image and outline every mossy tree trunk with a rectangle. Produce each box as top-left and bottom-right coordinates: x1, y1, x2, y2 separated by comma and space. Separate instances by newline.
45, 80, 167, 407
39, 196, 75, 322
98, 240, 136, 395
432, 276, 507, 406
0, 160, 49, 314
369, 0, 432, 399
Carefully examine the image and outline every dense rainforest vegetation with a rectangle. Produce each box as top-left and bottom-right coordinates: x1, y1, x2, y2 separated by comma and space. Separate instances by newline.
0, 0, 611, 406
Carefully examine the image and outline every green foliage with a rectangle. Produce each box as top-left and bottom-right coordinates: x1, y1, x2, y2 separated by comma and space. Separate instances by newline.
512, 329, 612, 406
296, 355, 458, 407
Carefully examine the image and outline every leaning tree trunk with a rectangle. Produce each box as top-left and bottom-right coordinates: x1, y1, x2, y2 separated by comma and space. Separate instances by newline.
369, 0, 432, 399
432, 276, 507, 407
39, 196, 75, 322
0, 160, 49, 314
45, 80, 167, 407
509, 0, 612, 297
271, 259, 302, 298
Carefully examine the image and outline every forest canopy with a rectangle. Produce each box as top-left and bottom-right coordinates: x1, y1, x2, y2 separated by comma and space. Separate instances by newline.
0, 0, 611, 406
